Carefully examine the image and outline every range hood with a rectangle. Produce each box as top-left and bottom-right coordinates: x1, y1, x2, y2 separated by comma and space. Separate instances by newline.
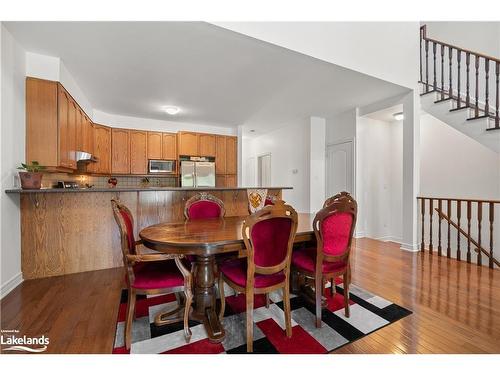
76, 151, 97, 163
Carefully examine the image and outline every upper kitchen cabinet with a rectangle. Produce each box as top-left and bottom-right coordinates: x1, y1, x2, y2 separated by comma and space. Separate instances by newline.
111, 129, 130, 174
178, 131, 199, 156
130, 130, 148, 174
198, 133, 216, 157
162, 133, 177, 160
147, 132, 162, 159
91, 124, 111, 174
226, 136, 238, 175
26, 78, 94, 171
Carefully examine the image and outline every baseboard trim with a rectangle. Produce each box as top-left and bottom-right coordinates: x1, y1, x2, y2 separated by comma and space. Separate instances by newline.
374, 236, 403, 244
400, 242, 420, 252
354, 231, 365, 238
0, 272, 23, 299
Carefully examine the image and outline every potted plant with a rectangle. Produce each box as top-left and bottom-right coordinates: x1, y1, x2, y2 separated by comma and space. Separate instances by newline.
17, 161, 46, 189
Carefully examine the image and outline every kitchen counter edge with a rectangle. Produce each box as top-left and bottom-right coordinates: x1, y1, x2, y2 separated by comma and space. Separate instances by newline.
5, 186, 292, 194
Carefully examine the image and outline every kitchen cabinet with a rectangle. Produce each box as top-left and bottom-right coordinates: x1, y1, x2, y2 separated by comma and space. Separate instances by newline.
226, 136, 237, 175
162, 133, 177, 160
57, 86, 72, 169
215, 136, 227, 174
147, 132, 162, 159
92, 124, 111, 174
198, 133, 216, 157
178, 132, 199, 156
225, 175, 237, 188
130, 131, 148, 174
111, 129, 130, 174
82, 114, 94, 154
215, 175, 226, 188
67, 99, 77, 169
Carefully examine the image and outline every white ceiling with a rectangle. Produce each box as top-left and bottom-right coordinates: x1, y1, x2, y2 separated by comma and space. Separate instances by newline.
363, 104, 404, 123
5, 21, 409, 135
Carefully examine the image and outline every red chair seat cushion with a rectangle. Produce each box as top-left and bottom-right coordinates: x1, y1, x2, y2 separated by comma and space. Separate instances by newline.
131, 260, 184, 290
292, 247, 347, 274
187, 201, 221, 219
219, 258, 285, 288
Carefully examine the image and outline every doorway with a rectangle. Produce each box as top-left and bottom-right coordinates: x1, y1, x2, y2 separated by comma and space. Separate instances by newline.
326, 141, 354, 197
257, 153, 271, 187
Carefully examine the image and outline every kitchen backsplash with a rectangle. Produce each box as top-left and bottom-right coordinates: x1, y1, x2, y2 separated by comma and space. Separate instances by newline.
37, 173, 178, 189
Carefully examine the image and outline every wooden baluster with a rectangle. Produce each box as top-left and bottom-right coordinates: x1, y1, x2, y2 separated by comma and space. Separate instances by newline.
456, 200, 461, 261
496, 62, 500, 128
438, 199, 442, 256
475, 56, 480, 117
433, 42, 437, 91
421, 199, 425, 252
466, 52, 471, 108
429, 199, 434, 252
485, 59, 490, 115
449, 47, 453, 98
425, 40, 429, 92
441, 45, 445, 100
477, 202, 482, 266
489, 203, 494, 269
467, 201, 472, 263
419, 30, 423, 83
447, 200, 451, 258
457, 51, 461, 107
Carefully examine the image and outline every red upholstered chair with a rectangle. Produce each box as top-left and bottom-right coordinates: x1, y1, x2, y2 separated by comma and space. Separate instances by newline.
184, 192, 225, 220
292, 192, 357, 328
218, 200, 298, 352
111, 199, 193, 350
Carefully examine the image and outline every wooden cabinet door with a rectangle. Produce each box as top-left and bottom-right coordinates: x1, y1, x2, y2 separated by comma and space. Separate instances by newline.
225, 175, 237, 187
67, 100, 77, 169
111, 129, 130, 174
26, 78, 59, 168
216, 175, 226, 188
215, 136, 226, 174
162, 133, 177, 160
130, 131, 148, 174
57, 87, 71, 168
226, 136, 237, 175
178, 132, 198, 156
198, 133, 216, 157
75, 108, 83, 152
82, 115, 94, 154
147, 132, 162, 159
93, 125, 111, 174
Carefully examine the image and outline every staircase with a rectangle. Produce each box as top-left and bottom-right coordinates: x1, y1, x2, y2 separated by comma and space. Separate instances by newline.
419, 25, 500, 153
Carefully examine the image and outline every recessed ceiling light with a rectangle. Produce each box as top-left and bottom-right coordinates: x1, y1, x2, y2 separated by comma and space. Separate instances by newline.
163, 106, 180, 115
250, 129, 256, 133
393, 112, 404, 121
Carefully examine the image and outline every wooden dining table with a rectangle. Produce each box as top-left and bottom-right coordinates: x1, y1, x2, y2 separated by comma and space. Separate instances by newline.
139, 213, 316, 343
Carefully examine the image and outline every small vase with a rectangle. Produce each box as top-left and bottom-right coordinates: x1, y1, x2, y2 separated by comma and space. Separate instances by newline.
19, 172, 43, 189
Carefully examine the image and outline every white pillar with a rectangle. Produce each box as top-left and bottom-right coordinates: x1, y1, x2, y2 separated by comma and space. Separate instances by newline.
309, 116, 326, 213
401, 90, 420, 251
237, 125, 244, 187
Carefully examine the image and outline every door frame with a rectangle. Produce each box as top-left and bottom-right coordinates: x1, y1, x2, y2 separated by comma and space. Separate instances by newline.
325, 138, 356, 199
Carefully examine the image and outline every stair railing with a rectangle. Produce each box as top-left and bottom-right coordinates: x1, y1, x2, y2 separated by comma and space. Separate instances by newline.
420, 25, 500, 130
417, 196, 499, 269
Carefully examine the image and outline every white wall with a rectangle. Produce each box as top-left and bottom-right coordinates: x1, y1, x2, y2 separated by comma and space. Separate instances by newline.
1, 24, 26, 297
242, 118, 310, 213
356, 117, 402, 242
309, 117, 326, 213
214, 22, 420, 89
93, 110, 236, 135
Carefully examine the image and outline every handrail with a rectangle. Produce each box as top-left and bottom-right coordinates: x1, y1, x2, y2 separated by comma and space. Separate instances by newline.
417, 196, 500, 204
435, 208, 500, 268
421, 25, 500, 64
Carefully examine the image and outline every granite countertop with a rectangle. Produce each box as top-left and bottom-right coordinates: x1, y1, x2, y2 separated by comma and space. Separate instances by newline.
5, 186, 292, 194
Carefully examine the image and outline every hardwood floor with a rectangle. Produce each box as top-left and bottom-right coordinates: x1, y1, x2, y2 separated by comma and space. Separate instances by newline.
1, 237, 499, 354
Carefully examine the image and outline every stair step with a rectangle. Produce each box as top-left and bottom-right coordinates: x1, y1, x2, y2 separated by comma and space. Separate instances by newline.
434, 97, 452, 103
466, 115, 489, 122
449, 106, 469, 112
420, 89, 437, 97
485, 126, 500, 131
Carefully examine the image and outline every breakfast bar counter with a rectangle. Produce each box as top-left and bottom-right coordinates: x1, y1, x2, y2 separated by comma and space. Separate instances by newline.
6, 186, 291, 279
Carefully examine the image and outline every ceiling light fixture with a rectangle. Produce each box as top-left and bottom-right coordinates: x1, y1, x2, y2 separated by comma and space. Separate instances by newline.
249, 129, 256, 133
393, 112, 404, 121
163, 106, 180, 115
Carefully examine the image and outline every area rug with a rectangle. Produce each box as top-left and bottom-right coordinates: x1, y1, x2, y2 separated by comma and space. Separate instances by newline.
112, 280, 411, 354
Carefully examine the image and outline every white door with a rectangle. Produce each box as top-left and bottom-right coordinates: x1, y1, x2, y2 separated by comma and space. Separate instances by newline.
258, 153, 271, 187
326, 141, 353, 197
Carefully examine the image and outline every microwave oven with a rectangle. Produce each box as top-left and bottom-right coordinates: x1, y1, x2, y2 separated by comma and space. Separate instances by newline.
148, 160, 176, 174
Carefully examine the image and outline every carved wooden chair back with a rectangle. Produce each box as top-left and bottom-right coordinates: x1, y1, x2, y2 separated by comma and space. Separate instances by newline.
184, 192, 226, 219
314, 192, 357, 265
242, 200, 298, 283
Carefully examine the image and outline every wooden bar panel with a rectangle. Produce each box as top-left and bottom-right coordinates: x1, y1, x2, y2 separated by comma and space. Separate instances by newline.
421, 198, 425, 252
438, 199, 442, 256
429, 199, 434, 252
447, 199, 451, 258
489, 202, 494, 269
19, 189, 284, 279
456, 200, 461, 261
477, 202, 482, 266
467, 201, 472, 263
